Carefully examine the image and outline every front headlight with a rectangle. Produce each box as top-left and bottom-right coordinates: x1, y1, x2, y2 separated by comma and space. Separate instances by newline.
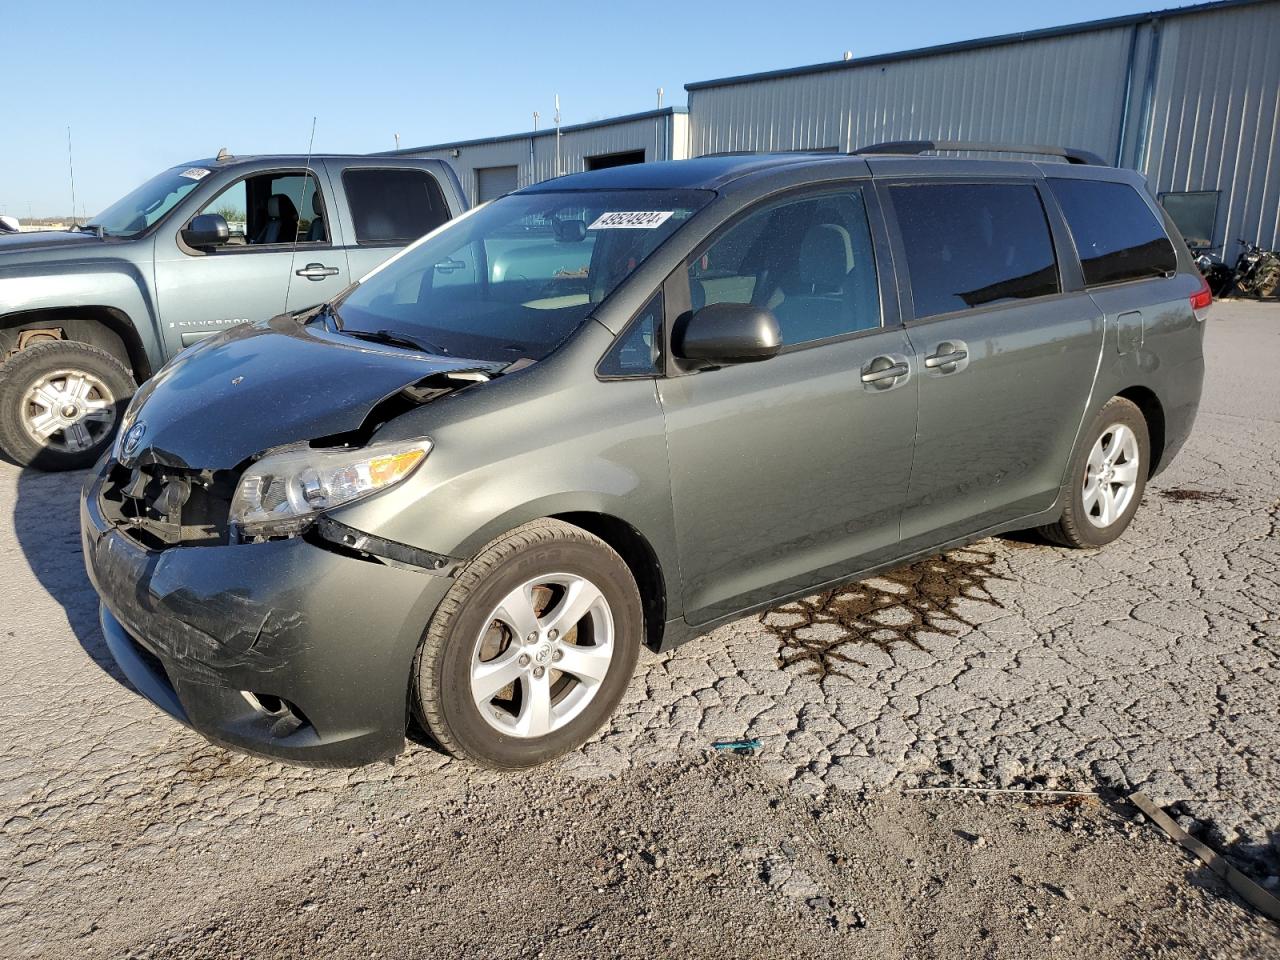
229, 438, 432, 539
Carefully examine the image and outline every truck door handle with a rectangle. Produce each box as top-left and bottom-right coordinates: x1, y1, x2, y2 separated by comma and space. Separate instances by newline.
860, 355, 910, 387
924, 341, 969, 371
296, 262, 339, 280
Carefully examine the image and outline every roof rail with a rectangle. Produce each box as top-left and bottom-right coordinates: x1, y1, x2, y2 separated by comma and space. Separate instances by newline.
852, 140, 1107, 166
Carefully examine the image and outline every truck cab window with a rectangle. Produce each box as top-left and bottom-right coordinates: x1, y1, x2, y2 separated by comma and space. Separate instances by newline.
342, 169, 450, 245
196, 171, 326, 247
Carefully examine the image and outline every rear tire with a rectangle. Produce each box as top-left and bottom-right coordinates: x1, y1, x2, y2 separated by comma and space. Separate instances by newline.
411, 519, 643, 769
0, 340, 136, 471
1041, 396, 1150, 548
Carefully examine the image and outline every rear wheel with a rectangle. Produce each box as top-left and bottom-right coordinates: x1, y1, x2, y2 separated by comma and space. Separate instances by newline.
1041, 396, 1150, 548
0, 340, 136, 470
411, 519, 642, 768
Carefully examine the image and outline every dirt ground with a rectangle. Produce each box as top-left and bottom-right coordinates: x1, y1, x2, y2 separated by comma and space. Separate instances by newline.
2, 302, 1278, 958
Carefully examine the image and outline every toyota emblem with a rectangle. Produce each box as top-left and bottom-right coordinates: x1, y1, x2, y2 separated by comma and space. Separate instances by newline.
121, 422, 146, 459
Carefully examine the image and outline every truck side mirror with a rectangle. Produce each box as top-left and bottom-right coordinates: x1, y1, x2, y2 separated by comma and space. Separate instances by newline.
182, 213, 230, 249
673, 302, 783, 365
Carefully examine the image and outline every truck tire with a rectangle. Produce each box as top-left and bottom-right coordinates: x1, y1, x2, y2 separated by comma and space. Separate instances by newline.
0, 340, 136, 471
411, 518, 643, 769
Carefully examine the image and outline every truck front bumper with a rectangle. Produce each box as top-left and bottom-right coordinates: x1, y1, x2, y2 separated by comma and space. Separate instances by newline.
81, 465, 454, 767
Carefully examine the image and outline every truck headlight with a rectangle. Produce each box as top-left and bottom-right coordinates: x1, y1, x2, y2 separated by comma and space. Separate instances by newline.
230, 438, 432, 539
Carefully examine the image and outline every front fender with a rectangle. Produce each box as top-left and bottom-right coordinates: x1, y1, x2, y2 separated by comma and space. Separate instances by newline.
0, 242, 163, 371
330, 325, 683, 617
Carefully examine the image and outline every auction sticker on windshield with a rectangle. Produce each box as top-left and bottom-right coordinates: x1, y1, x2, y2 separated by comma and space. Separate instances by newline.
179, 168, 211, 181
588, 211, 674, 230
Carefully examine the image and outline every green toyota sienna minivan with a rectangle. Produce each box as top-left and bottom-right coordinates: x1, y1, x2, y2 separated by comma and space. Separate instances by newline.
82, 142, 1210, 768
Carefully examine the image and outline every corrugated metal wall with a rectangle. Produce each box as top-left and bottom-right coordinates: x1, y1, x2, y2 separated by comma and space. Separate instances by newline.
687, 0, 1280, 249
402, 110, 688, 204
1142, 3, 1280, 248
688, 29, 1135, 160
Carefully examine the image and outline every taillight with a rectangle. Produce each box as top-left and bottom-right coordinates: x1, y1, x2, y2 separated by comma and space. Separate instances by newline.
1190, 275, 1212, 319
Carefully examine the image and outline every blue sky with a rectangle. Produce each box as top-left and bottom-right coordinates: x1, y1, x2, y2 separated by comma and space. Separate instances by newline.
3, 0, 1205, 217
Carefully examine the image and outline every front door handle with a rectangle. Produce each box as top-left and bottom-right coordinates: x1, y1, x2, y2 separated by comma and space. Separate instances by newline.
860, 354, 910, 388
924, 340, 969, 372
296, 262, 340, 281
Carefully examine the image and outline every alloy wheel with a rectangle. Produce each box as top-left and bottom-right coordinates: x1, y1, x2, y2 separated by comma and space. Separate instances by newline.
1083, 422, 1140, 528
470, 573, 614, 738
20, 368, 117, 454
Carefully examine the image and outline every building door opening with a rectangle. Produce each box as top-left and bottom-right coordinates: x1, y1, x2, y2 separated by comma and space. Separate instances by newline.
475, 165, 520, 202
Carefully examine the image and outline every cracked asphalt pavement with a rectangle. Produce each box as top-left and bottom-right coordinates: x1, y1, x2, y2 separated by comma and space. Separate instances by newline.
1, 301, 1277, 958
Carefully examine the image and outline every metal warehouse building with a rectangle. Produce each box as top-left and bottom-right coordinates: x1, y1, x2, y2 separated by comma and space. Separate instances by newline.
397, 0, 1278, 252
394, 107, 688, 203
686, 0, 1280, 251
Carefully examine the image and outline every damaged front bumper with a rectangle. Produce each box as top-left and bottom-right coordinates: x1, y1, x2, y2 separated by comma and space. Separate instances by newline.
81, 463, 456, 767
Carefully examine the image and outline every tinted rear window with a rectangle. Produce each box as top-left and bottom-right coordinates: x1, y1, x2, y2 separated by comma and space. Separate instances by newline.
890, 182, 1060, 319
342, 168, 450, 244
1047, 179, 1177, 286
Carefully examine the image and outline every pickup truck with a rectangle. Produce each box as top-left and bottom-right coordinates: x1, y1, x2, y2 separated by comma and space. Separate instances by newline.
0, 152, 466, 470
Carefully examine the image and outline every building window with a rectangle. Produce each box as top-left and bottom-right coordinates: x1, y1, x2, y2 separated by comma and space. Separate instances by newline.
1158, 190, 1220, 249
585, 150, 646, 171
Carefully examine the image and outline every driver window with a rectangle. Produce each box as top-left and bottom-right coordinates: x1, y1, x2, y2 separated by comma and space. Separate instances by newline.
689, 187, 881, 346
196, 171, 327, 248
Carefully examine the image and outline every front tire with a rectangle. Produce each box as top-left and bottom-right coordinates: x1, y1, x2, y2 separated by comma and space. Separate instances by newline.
411, 519, 643, 769
1041, 396, 1150, 548
0, 340, 136, 470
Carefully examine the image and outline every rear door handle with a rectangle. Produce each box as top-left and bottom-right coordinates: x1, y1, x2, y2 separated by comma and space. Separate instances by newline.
860, 354, 910, 388
296, 262, 340, 280
924, 340, 969, 372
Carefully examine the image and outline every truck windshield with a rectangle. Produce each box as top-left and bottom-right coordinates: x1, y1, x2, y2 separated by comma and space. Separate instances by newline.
334, 188, 713, 362
88, 165, 211, 237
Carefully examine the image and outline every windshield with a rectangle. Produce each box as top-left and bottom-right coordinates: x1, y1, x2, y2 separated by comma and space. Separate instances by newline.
335, 188, 712, 362
89, 165, 211, 237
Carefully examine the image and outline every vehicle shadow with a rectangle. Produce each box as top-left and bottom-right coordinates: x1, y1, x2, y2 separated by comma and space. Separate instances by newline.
12, 463, 137, 694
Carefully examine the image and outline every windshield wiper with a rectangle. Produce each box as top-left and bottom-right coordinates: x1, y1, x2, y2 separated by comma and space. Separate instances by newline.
343, 328, 450, 356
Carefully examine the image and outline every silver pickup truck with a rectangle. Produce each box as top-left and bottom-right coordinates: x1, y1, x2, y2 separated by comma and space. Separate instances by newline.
0, 152, 465, 470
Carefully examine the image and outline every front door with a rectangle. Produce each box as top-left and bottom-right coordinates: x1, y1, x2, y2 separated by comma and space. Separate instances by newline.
658, 184, 918, 626
153, 167, 350, 355
880, 179, 1104, 551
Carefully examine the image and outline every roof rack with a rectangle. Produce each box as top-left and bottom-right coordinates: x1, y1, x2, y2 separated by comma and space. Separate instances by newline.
852, 140, 1106, 166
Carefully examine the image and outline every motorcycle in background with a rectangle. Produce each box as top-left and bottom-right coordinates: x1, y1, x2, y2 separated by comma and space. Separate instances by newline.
1196, 240, 1280, 299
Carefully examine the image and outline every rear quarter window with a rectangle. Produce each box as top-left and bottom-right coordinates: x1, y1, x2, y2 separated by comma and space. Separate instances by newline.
1047, 179, 1177, 286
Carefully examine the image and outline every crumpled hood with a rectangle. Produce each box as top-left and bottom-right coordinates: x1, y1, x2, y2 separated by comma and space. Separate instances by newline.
127, 314, 497, 471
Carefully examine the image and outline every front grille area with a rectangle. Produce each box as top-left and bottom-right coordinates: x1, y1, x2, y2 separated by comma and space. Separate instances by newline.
99, 460, 237, 549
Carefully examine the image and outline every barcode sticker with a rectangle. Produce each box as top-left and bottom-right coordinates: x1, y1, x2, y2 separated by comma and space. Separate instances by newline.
179, 167, 211, 180
588, 211, 674, 230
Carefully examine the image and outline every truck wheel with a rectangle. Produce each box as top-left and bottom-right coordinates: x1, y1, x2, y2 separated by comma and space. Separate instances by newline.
411, 519, 642, 769
1040, 396, 1150, 549
0, 340, 136, 471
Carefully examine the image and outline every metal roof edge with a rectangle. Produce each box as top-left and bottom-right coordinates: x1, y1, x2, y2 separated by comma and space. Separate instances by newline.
683, 0, 1270, 91
385, 106, 689, 156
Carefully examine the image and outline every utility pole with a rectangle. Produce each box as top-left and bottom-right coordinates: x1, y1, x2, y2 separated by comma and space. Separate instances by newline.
657, 87, 664, 109
554, 95, 562, 176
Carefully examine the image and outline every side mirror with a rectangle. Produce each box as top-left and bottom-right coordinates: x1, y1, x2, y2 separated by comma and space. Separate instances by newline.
553, 218, 586, 242
182, 213, 229, 249
673, 302, 782, 365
